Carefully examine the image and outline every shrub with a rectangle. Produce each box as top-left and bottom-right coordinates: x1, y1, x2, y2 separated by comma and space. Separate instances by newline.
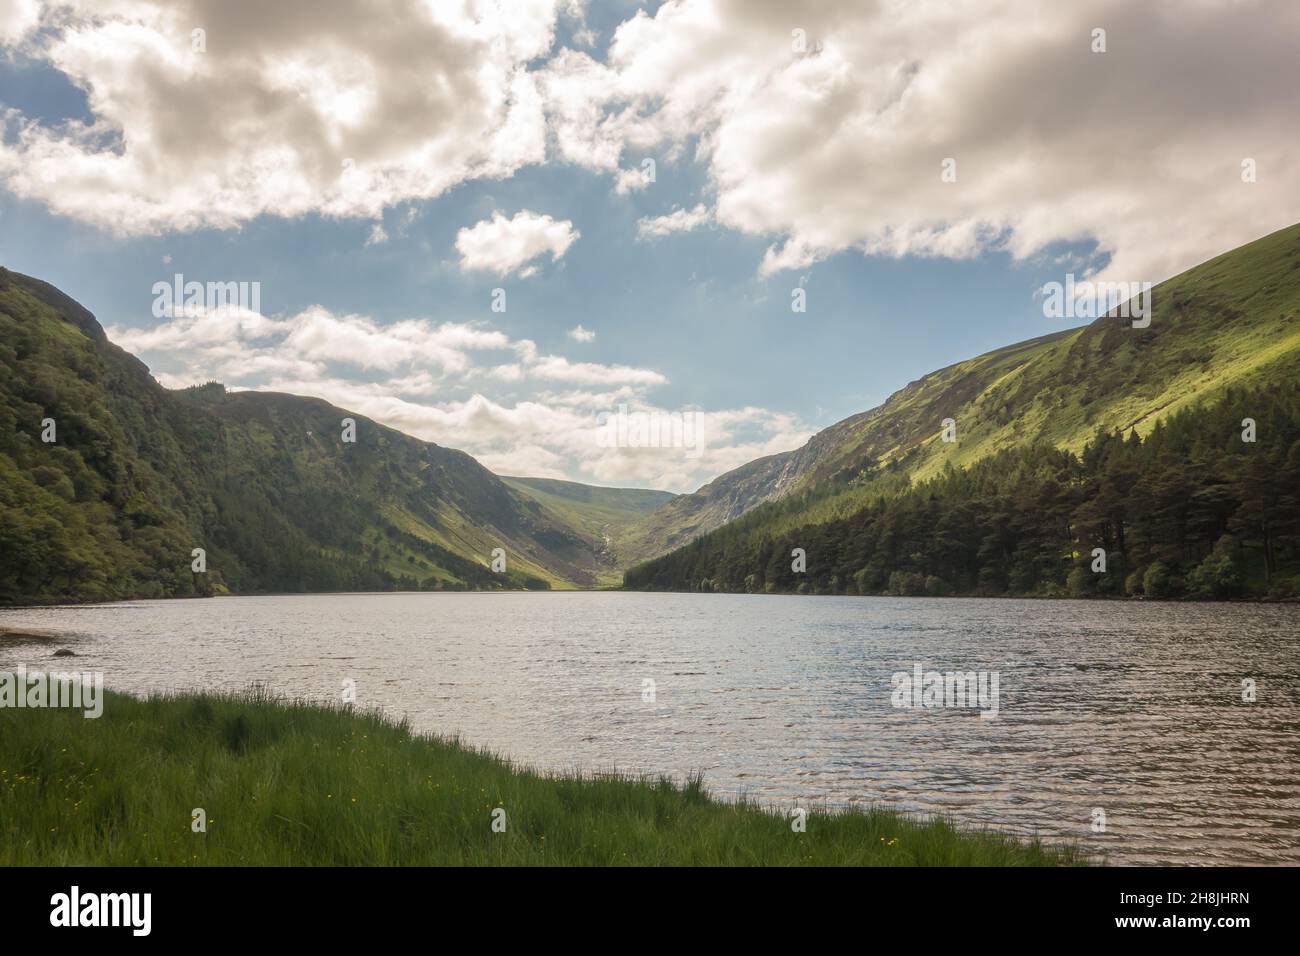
1142, 561, 1174, 599
1067, 566, 1093, 597
1124, 569, 1145, 596
1187, 549, 1240, 598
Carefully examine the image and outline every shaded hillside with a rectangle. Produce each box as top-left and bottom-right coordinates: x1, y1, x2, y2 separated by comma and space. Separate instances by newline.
0, 268, 616, 603
625, 222, 1300, 564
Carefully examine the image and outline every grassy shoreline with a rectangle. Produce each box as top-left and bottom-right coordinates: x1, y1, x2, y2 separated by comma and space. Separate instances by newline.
0, 688, 1085, 866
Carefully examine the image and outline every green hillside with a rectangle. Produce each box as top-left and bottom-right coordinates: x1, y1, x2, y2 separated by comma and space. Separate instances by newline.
625, 223, 1300, 598
617, 418, 879, 565
501, 476, 675, 584
0, 268, 633, 603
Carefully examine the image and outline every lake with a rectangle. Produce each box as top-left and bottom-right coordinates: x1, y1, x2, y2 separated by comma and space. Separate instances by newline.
2, 592, 1297, 865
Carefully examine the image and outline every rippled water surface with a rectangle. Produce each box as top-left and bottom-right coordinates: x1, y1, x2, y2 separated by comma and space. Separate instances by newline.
3, 592, 1298, 865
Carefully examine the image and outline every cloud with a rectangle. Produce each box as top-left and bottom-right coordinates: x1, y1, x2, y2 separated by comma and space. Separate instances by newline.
454, 209, 579, 277
539, 0, 1300, 284
637, 203, 710, 240
567, 324, 595, 342
529, 355, 665, 387
0, 0, 558, 234
7, 0, 1292, 285
109, 306, 515, 376
0, 0, 39, 44
106, 304, 811, 492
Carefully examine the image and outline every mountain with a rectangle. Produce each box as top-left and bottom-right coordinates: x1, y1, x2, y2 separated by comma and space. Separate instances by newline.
8, 220, 1298, 605
627, 224, 1300, 562
500, 477, 675, 583
0, 268, 648, 604
624, 223, 1300, 598
616, 408, 905, 564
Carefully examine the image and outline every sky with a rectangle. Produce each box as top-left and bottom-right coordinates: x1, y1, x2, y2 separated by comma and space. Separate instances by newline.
0, 0, 1297, 492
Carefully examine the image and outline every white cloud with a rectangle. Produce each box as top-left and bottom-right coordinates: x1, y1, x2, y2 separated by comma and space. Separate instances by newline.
110, 304, 283, 350
5, 0, 1298, 286
637, 203, 710, 240
529, 355, 665, 387
612, 167, 649, 194
539, 0, 1300, 284
538, 46, 625, 174
0, 0, 39, 44
106, 304, 811, 492
0, 0, 559, 234
454, 209, 579, 277
567, 324, 595, 342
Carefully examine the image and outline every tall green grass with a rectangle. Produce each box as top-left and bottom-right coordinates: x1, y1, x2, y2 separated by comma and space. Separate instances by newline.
0, 689, 1085, 866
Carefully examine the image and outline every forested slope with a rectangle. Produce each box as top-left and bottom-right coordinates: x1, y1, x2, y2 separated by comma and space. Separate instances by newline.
0, 268, 616, 603
625, 224, 1300, 598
